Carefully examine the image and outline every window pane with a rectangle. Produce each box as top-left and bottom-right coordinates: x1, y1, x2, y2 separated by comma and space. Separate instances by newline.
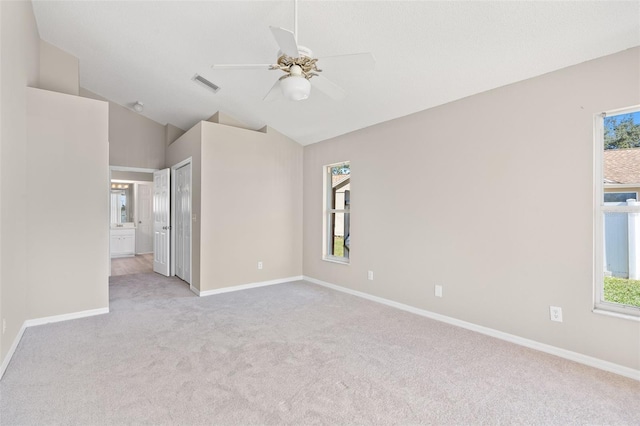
329, 212, 350, 259
604, 192, 637, 203
603, 211, 640, 307
603, 112, 640, 204
325, 161, 350, 262
600, 110, 640, 313
332, 180, 350, 209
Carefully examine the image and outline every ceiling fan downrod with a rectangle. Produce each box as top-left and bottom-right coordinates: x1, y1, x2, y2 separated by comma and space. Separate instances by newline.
293, 0, 298, 42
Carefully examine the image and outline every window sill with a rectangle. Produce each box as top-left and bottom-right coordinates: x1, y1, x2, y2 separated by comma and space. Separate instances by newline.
592, 308, 640, 322
322, 256, 350, 265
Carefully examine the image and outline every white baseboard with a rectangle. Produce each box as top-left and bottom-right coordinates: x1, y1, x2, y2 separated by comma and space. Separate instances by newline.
0, 307, 109, 380
197, 276, 304, 297
0, 322, 28, 381
303, 275, 640, 381
24, 307, 109, 327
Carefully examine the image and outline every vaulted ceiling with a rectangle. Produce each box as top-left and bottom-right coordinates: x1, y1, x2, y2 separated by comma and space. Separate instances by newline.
33, 1, 640, 145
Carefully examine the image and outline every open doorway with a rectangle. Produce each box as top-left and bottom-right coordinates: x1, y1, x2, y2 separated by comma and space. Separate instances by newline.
110, 166, 156, 276
109, 163, 192, 284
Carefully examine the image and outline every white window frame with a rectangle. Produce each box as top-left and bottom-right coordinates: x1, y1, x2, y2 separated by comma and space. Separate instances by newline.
594, 106, 640, 319
323, 161, 350, 264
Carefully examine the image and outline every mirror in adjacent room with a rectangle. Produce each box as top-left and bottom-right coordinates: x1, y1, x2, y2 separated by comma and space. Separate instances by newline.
110, 182, 134, 225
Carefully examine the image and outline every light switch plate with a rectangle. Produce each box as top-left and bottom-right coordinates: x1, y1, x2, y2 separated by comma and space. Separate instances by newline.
435, 285, 443, 298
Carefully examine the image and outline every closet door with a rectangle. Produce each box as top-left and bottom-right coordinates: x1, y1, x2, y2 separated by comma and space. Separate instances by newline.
175, 163, 192, 283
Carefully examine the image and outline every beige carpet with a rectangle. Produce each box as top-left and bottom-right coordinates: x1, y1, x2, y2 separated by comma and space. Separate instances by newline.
1, 273, 638, 425
110, 253, 153, 276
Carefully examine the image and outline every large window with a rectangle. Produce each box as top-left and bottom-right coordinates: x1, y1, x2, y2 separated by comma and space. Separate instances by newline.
324, 162, 350, 263
595, 107, 640, 317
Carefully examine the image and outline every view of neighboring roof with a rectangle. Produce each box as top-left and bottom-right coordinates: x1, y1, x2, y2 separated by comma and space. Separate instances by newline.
604, 147, 640, 184
332, 174, 350, 189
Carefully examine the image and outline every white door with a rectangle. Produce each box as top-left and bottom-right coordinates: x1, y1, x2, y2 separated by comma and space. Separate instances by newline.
136, 183, 154, 254
153, 168, 170, 276
175, 163, 192, 283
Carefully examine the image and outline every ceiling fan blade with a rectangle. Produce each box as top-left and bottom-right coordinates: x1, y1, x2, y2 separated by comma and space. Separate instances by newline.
211, 64, 272, 70
263, 79, 282, 102
311, 75, 346, 101
317, 52, 376, 72
269, 26, 299, 58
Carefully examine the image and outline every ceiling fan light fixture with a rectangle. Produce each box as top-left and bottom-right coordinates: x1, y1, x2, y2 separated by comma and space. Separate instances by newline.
281, 75, 310, 101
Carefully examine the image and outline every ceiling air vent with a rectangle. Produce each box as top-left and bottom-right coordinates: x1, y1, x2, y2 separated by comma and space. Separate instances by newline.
193, 74, 221, 93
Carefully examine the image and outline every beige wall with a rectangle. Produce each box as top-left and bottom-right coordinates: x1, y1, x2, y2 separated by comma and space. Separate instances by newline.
80, 88, 166, 169
166, 123, 202, 290
26, 88, 109, 317
111, 170, 153, 182
206, 111, 259, 132
165, 123, 185, 147
303, 47, 640, 370
199, 123, 303, 291
39, 40, 78, 96
1, 2, 110, 372
0, 0, 40, 364
167, 121, 303, 292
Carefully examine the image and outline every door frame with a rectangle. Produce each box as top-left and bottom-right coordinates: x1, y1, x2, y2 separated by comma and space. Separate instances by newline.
170, 157, 193, 283
108, 166, 158, 276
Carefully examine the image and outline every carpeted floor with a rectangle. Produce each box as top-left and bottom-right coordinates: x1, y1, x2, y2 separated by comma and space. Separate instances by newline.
1, 273, 638, 425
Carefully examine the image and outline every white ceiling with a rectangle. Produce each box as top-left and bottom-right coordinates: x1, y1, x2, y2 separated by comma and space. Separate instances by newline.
32, 1, 640, 145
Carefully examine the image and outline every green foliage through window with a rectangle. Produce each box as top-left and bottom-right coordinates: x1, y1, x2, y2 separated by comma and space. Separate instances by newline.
604, 113, 640, 150
604, 276, 640, 308
330, 164, 350, 175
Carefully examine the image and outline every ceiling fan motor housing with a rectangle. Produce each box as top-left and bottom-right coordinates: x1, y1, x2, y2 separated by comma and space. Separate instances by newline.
290, 64, 303, 77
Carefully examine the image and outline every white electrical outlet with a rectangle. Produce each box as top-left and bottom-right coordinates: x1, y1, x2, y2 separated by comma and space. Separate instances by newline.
549, 306, 563, 322
367, 270, 374, 280
435, 285, 443, 298
2, 319, 6, 334
257, 261, 263, 270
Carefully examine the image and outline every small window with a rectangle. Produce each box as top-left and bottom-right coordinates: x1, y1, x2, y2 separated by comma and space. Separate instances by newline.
324, 162, 350, 263
595, 107, 640, 317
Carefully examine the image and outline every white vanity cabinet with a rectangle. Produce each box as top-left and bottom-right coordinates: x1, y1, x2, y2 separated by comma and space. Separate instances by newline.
110, 228, 136, 257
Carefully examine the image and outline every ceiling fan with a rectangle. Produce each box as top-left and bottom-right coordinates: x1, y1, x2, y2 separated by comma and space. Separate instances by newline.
211, 0, 375, 102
